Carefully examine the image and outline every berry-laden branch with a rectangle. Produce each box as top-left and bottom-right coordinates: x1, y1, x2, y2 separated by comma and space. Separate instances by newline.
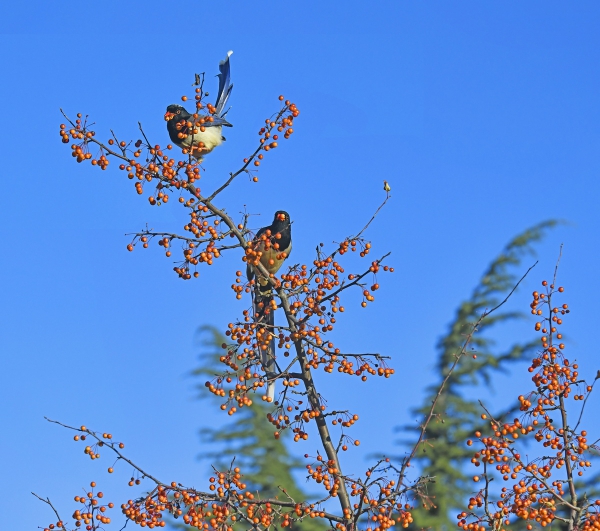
458, 271, 600, 531
32, 492, 68, 531
34, 479, 115, 531
42, 68, 545, 531
44, 418, 347, 528
59, 96, 297, 279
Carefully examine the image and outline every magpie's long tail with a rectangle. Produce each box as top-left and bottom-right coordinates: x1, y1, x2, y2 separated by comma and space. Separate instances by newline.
254, 291, 276, 401
215, 51, 234, 119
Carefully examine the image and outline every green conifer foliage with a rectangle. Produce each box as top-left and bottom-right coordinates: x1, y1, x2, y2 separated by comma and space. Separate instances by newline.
398, 221, 559, 530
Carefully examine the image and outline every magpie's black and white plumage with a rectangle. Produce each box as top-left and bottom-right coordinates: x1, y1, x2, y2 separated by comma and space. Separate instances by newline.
247, 211, 292, 401
164, 51, 233, 162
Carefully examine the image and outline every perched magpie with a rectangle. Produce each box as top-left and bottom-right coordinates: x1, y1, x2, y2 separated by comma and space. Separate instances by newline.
164, 51, 233, 161
247, 211, 292, 401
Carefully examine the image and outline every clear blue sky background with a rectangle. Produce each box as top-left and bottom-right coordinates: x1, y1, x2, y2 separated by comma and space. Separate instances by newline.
2, 3, 600, 529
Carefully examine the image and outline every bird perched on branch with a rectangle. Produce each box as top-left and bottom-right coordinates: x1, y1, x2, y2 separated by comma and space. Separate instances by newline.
164, 50, 233, 162
246, 211, 292, 401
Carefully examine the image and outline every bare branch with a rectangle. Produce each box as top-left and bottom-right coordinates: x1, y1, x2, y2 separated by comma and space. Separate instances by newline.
31, 492, 68, 531
396, 262, 537, 490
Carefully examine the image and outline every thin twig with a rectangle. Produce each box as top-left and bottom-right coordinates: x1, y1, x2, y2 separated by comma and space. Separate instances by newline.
574, 378, 598, 432
396, 262, 537, 491
31, 492, 68, 531
354, 195, 390, 240
45, 417, 164, 485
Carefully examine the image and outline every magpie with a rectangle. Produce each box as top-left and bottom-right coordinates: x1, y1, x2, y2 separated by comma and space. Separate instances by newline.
164, 51, 233, 161
247, 211, 292, 401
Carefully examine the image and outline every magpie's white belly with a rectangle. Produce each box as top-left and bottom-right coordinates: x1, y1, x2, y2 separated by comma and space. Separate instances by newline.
181, 125, 224, 154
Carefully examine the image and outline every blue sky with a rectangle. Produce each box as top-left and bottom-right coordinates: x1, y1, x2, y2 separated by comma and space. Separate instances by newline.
2, 3, 600, 529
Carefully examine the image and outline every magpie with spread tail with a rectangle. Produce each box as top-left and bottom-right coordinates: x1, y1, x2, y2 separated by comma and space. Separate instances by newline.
164, 51, 233, 162
247, 211, 292, 401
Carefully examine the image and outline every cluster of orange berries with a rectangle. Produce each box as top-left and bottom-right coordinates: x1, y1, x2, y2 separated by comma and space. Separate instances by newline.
279, 244, 393, 341
305, 457, 342, 495
174, 240, 221, 279
72, 426, 125, 468
331, 412, 360, 429
123, 146, 179, 195
120, 467, 331, 531
121, 494, 169, 528
459, 485, 558, 529
459, 280, 600, 531
323, 356, 394, 380
245, 97, 299, 171
128, 210, 232, 279
60, 119, 86, 143
184, 210, 222, 240
582, 512, 600, 531
203, 344, 275, 412
347, 473, 413, 530
42, 481, 114, 531
267, 404, 324, 441
208, 238, 394, 423
71, 482, 113, 529
60, 118, 112, 169
212, 333, 392, 420
121, 470, 245, 530
230, 269, 248, 299
337, 237, 384, 260
60, 115, 192, 206
205, 347, 367, 440
303, 453, 415, 530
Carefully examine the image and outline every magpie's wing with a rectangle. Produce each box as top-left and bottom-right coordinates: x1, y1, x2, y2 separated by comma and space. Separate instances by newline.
246, 224, 270, 283
254, 225, 269, 239
205, 115, 232, 128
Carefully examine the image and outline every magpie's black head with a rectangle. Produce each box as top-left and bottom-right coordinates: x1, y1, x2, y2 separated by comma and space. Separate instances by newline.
164, 104, 189, 121
272, 211, 291, 231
